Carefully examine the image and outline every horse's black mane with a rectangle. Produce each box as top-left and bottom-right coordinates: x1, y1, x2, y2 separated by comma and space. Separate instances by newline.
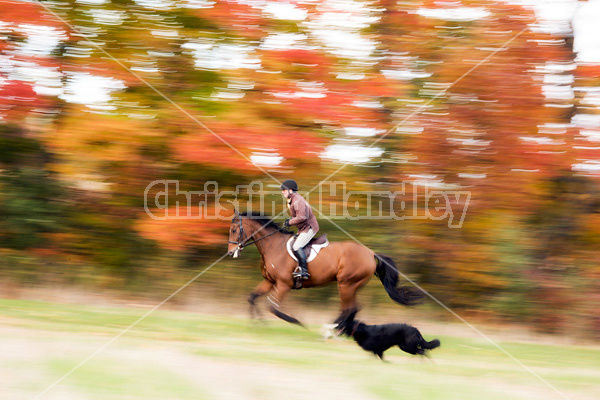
239, 211, 293, 235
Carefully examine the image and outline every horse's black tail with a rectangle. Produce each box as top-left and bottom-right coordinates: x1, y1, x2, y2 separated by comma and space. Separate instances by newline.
374, 254, 423, 306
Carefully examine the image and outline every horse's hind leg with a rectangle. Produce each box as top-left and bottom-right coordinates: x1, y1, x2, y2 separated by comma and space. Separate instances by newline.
267, 283, 304, 327
333, 307, 359, 324
248, 280, 273, 320
334, 281, 361, 324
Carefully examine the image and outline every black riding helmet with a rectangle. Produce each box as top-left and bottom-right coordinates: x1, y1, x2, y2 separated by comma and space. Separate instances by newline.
280, 179, 299, 191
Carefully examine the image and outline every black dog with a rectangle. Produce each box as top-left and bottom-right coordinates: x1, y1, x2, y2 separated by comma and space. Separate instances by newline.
336, 310, 440, 360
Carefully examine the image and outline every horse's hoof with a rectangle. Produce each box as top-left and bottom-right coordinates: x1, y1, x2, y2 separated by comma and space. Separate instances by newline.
320, 323, 338, 339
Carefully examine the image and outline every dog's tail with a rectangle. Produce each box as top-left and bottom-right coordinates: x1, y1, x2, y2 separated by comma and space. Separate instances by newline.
421, 338, 441, 350
375, 254, 423, 306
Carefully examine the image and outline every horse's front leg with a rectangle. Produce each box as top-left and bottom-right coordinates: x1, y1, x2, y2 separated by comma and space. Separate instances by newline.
267, 282, 304, 327
248, 279, 273, 320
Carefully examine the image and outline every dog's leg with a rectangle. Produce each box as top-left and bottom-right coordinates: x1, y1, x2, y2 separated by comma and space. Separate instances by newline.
399, 344, 418, 355
424, 353, 436, 363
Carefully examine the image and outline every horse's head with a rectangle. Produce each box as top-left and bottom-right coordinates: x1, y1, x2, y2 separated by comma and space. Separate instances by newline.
227, 210, 244, 258
228, 211, 288, 258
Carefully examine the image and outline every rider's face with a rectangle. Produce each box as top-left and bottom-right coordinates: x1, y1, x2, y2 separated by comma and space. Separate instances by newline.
282, 189, 290, 198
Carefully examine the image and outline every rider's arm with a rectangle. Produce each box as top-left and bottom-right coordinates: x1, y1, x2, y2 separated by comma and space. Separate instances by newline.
288, 200, 308, 226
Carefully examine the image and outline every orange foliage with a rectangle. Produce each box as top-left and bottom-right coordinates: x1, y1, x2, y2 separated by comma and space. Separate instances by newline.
172, 121, 325, 172
135, 209, 228, 251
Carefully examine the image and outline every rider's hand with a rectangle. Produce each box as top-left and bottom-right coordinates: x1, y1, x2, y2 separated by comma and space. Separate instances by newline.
283, 219, 290, 227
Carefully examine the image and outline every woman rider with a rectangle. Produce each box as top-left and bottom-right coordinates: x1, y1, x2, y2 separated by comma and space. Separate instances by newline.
281, 179, 319, 280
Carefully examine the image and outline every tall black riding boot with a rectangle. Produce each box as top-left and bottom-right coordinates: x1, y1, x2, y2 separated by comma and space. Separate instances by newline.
292, 248, 310, 280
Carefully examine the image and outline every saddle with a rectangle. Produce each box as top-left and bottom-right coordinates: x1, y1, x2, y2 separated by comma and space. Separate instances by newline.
286, 234, 329, 263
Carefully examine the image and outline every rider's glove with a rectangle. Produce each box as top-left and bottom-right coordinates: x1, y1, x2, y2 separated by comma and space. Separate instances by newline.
283, 219, 290, 227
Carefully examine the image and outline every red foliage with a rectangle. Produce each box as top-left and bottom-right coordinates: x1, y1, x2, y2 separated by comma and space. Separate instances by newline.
0, 0, 69, 120
0, 0, 65, 29
0, 79, 38, 119
195, 0, 265, 38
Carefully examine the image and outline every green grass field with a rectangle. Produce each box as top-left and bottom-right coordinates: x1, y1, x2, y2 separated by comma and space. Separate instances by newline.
1, 298, 599, 400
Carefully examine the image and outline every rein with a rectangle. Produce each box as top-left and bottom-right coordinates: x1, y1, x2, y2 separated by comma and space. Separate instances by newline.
228, 214, 286, 250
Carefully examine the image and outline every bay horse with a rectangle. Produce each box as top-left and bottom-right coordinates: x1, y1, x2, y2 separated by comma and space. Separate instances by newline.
227, 211, 422, 325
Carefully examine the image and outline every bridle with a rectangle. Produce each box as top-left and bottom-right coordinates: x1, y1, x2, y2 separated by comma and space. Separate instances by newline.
228, 213, 285, 254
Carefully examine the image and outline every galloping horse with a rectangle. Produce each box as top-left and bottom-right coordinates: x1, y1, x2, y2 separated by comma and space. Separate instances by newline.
227, 211, 422, 325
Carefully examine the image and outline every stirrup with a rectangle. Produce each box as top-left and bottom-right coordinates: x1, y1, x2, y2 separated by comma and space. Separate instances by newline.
292, 266, 310, 280
292, 266, 302, 278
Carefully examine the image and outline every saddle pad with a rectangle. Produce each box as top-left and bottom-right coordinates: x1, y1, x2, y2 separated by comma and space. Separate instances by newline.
286, 236, 330, 263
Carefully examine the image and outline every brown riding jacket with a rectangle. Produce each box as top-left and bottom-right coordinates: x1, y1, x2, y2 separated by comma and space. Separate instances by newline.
287, 192, 319, 234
